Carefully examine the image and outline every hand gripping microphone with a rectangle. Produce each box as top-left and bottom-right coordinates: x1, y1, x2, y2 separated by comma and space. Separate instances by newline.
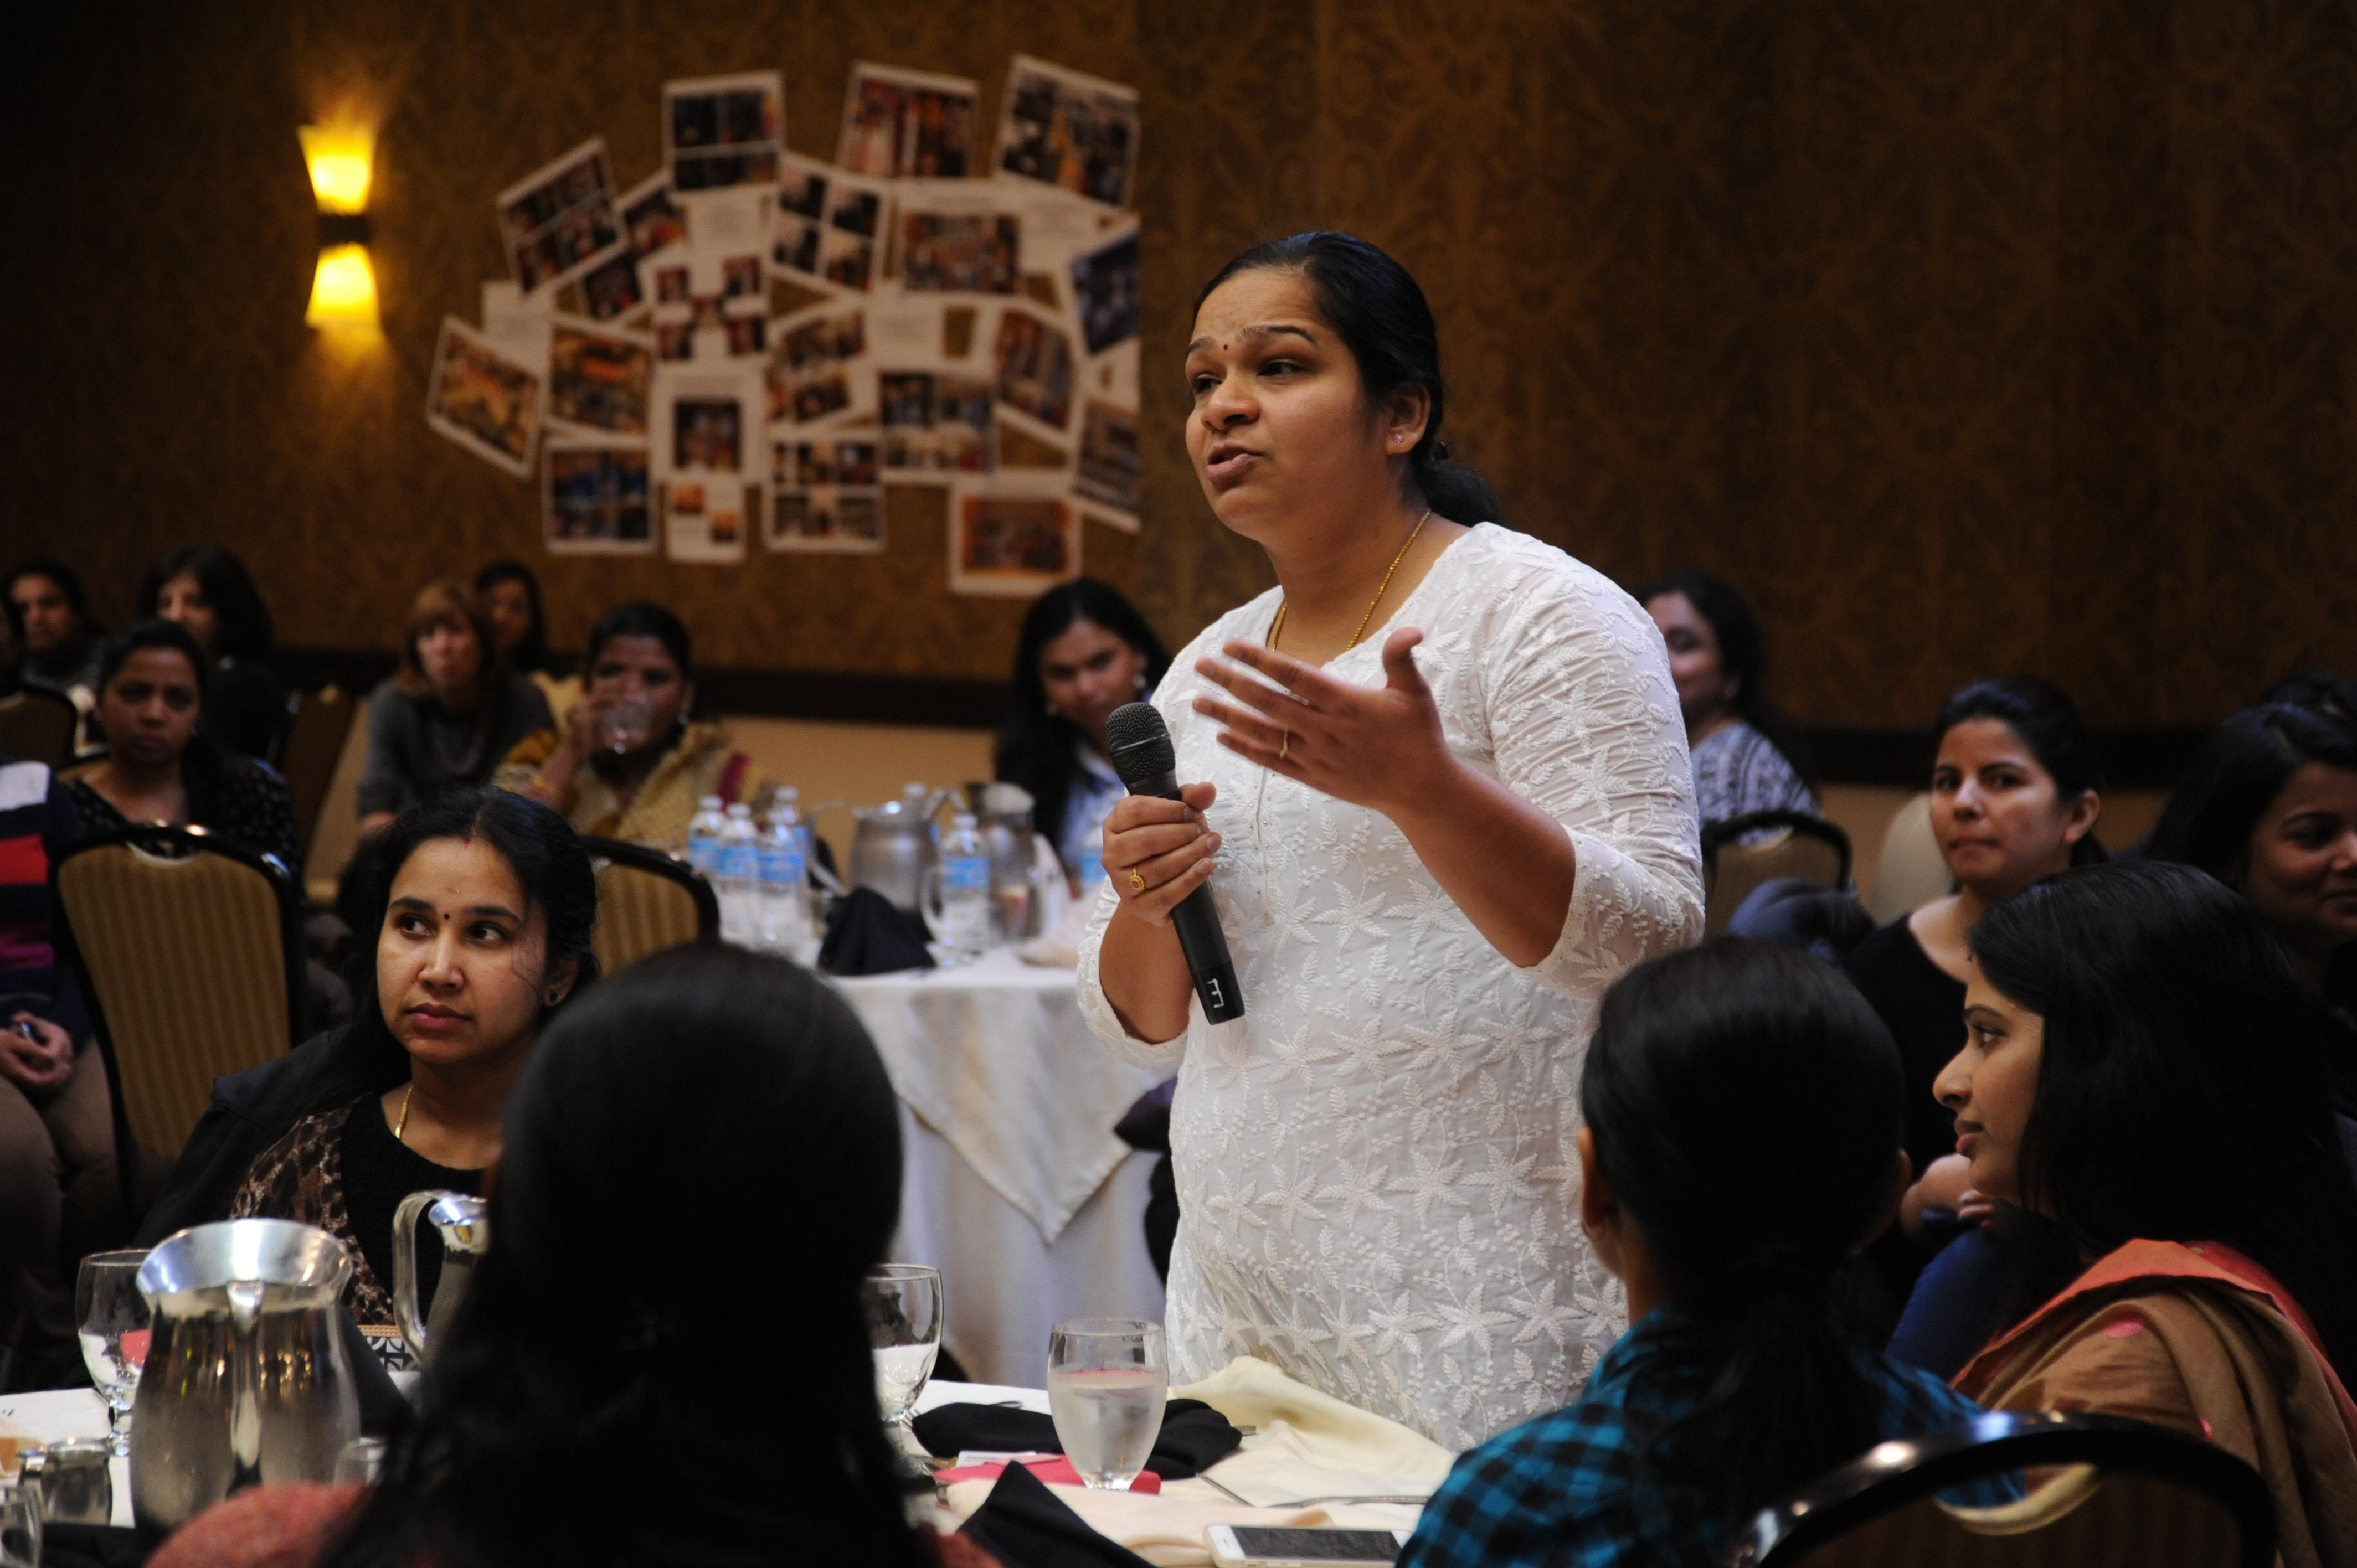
1104, 701, 1246, 1023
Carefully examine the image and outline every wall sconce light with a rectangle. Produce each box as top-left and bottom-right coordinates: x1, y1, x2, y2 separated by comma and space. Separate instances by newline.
300, 125, 379, 331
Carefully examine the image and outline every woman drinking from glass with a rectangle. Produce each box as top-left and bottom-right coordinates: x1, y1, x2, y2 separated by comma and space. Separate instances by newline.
1081, 232, 1701, 1448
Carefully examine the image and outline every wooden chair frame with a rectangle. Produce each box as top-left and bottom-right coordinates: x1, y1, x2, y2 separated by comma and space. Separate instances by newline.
1732, 1410, 2275, 1568
583, 837, 720, 969
1701, 809, 1855, 887
49, 824, 307, 1225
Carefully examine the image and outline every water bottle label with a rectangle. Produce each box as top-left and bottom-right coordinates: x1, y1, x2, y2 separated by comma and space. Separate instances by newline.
759, 848, 804, 884
941, 855, 990, 891
687, 837, 720, 874
1079, 847, 1105, 885
718, 845, 757, 878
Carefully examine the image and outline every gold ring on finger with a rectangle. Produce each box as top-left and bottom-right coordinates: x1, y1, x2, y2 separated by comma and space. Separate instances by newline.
1129, 869, 1146, 893
1279, 729, 1291, 761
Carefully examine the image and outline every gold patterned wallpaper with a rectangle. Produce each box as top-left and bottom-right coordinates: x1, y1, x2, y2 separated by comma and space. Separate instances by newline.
9, 1, 2350, 726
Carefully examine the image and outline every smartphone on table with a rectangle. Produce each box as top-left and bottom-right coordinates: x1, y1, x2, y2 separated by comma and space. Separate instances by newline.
1206, 1525, 1411, 1566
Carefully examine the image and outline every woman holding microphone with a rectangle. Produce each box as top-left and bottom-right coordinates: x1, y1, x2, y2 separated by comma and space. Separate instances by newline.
1079, 233, 1701, 1447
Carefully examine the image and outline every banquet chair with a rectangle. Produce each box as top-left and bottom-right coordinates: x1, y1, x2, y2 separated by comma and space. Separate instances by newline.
278, 683, 354, 848
1701, 811, 1851, 938
585, 837, 719, 975
1731, 1411, 2273, 1568
0, 685, 79, 766
1867, 790, 1953, 925
50, 826, 306, 1213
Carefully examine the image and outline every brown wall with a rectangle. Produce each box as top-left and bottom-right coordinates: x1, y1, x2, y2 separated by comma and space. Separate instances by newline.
11, 1, 2351, 726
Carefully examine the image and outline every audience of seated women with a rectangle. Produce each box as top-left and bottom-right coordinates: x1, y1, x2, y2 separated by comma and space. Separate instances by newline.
2144, 704, 2357, 1137
1939, 861, 2357, 1566
1636, 570, 1816, 829
494, 600, 769, 851
1402, 939, 2003, 1568
1840, 675, 2103, 1322
142, 543, 287, 760
356, 581, 551, 835
150, 945, 996, 1568
475, 558, 582, 725
993, 577, 1170, 890
137, 788, 593, 1351
64, 620, 302, 879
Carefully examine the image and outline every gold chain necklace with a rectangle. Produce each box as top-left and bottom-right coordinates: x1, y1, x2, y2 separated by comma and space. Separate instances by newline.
394, 1084, 414, 1144
1266, 508, 1432, 654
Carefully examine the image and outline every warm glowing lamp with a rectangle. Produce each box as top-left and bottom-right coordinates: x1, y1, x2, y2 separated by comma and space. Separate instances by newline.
300, 125, 379, 331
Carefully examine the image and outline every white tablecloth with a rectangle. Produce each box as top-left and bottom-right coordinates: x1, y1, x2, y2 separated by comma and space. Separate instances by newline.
833, 948, 1170, 1386
0, 1387, 129, 1528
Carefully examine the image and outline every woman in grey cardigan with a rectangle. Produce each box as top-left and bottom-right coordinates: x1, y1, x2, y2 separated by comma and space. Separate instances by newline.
356, 579, 550, 833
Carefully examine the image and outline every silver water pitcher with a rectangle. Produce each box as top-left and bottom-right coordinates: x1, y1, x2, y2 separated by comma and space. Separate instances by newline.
392, 1189, 490, 1366
833, 788, 948, 916
131, 1220, 361, 1535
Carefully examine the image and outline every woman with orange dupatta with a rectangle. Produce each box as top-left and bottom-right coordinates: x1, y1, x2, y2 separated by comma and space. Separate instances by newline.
1936, 860, 2357, 1567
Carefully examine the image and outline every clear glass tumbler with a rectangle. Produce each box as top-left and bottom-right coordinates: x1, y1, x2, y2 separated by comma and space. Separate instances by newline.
863, 1263, 944, 1432
1046, 1317, 1167, 1490
75, 1250, 151, 1459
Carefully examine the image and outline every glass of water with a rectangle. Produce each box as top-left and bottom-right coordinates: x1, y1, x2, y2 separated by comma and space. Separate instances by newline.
76, 1249, 150, 1459
1047, 1317, 1167, 1490
863, 1264, 943, 1432
0, 1477, 39, 1568
599, 694, 653, 754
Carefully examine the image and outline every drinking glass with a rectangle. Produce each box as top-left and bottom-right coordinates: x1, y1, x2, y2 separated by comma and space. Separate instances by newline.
76, 1250, 150, 1459
0, 1477, 39, 1568
863, 1264, 943, 1432
1046, 1317, 1166, 1490
336, 1436, 388, 1486
599, 694, 653, 754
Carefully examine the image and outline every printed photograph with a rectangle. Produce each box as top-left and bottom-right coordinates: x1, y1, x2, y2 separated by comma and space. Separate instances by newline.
768, 436, 886, 553
881, 370, 995, 474
837, 64, 980, 178
620, 176, 687, 257
547, 319, 652, 436
671, 398, 742, 472
902, 211, 1020, 295
950, 489, 1078, 596
497, 139, 622, 295
765, 303, 869, 425
665, 71, 785, 193
425, 317, 542, 478
1075, 400, 1140, 517
578, 250, 645, 321
544, 443, 653, 553
996, 56, 1140, 209
1069, 228, 1140, 353
991, 307, 1075, 432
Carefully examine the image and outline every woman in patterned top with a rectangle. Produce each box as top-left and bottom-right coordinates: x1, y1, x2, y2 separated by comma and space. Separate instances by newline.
1402, 940, 2000, 1568
64, 620, 301, 878
1636, 570, 1817, 830
140, 788, 593, 1343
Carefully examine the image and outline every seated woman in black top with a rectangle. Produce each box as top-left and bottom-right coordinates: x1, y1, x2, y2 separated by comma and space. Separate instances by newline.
65, 620, 302, 878
139, 787, 593, 1350
1841, 676, 2102, 1323
142, 543, 287, 760
357, 580, 552, 835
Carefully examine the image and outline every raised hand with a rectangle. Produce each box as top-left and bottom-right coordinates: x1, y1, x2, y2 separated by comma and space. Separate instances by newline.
1191, 627, 1453, 816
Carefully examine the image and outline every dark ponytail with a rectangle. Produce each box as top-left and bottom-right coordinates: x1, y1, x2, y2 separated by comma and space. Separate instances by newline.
1197, 231, 1501, 523
1581, 939, 1906, 1520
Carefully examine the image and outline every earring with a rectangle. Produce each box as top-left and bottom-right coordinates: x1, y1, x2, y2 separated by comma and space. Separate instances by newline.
1044, 699, 1057, 717
1133, 673, 1147, 692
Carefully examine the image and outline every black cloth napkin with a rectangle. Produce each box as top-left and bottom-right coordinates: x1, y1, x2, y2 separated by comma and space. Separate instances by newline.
914, 1398, 1242, 1481
958, 1458, 1156, 1568
817, 886, 935, 976
39, 1523, 150, 1567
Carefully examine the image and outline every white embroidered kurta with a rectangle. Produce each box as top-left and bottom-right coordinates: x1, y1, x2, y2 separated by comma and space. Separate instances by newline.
1077, 524, 1702, 1450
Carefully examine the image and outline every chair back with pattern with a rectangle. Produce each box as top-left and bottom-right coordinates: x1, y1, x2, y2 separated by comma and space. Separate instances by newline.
0, 686, 79, 766
1733, 1411, 2272, 1568
586, 837, 718, 976
278, 684, 353, 849
1701, 811, 1851, 938
51, 827, 305, 1172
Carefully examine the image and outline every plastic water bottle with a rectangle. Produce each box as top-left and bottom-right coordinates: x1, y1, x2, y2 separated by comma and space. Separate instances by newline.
687, 796, 725, 880
935, 811, 992, 960
718, 803, 760, 944
758, 801, 810, 955
775, 786, 817, 883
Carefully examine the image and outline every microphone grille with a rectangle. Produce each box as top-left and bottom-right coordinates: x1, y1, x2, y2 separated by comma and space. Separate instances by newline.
1103, 701, 1175, 788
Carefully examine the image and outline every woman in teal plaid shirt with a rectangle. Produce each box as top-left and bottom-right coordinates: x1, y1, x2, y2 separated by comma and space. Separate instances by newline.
1402, 941, 2003, 1567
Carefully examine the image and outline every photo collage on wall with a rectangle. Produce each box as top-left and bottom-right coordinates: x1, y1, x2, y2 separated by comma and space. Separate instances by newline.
425, 53, 1143, 583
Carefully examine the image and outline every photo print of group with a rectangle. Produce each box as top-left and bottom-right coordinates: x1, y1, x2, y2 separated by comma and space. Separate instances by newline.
425, 52, 1144, 581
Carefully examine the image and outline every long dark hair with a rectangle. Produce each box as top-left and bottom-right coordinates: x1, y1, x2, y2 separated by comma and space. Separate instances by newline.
994, 579, 1169, 868
140, 543, 275, 659
1971, 860, 2357, 1387
1581, 938, 1907, 1521
335, 787, 600, 1077
1196, 231, 1501, 523
1934, 675, 2108, 867
475, 559, 550, 675
317, 946, 924, 1568
1631, 568, 1813, 784
2146, 703, 2357, 890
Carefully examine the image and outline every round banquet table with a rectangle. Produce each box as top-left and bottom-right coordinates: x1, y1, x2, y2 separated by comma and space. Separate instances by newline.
829, 946, 1170, 1387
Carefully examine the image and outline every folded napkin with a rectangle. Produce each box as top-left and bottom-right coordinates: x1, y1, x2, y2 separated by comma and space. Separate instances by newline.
33, 1525, 149, 1568
1174, 1357, 1456, 1487
819, 886, 935, 976
915, 1398, 1242, 1480
936, 1456, 1162, 1493
960, 1460, 1158, 1568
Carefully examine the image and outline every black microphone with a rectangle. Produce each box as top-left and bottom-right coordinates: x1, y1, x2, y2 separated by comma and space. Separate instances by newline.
1103, 702, 1246, 1023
